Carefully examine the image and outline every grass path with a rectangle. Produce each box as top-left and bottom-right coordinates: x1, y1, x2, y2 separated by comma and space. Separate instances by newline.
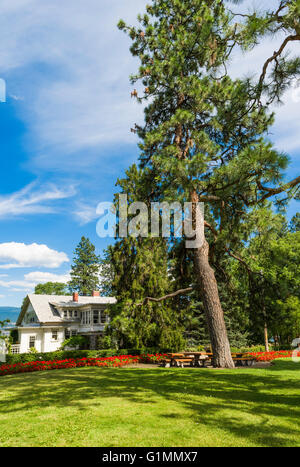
0, 360, 299, 447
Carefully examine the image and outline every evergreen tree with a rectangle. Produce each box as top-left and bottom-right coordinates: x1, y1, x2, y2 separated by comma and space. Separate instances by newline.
69, 237, 100, 295
118, 0, 300, 367
101, 166, 186, 349
102, 237, 185, 349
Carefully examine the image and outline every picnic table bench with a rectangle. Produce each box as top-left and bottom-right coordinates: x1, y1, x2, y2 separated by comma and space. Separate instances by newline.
231, 354, 256, 366
161, 353, 194, 368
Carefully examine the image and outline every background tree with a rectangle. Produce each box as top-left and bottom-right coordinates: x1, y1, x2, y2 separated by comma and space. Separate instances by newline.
246, 213, 300, 347
34, 282, 68, 295
69, 237, 100, 295
0, 319, 10, 353
118, 0, 300, 367
290, 213, 300, 232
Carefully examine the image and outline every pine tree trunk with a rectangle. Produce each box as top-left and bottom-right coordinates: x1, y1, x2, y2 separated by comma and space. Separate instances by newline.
193, 239, 235, 368
264, 323, 269, 352
262, 305, 269, 352
190, 190, 234, 368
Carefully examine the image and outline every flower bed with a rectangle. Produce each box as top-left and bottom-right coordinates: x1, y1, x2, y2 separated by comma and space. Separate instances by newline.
0, 353, 167, 377
247, 350, 300, 362
3, 351, 298, 376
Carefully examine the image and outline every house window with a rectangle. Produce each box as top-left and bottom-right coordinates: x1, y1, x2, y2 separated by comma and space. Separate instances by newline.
100, 312, 108, 324
93, 310, 99, 324
66, 329, 77, 339
81, 311, 91, 325
29, 336, 36, 349
26, 313, 35, 323
74, 310, 78, 318
65, 329, 78, 339
52, 330, 58, 341
63, 310, 68, 318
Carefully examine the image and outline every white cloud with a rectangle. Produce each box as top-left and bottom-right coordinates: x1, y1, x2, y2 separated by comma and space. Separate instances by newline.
24, 271, 70, 283
73, 202, 98, 225
0, 0, 146, 171
0, 0, 298, 173
0, 182, 76, 219
0, 271, 70, 293
270, 84, 300, 153
0, 279, 33, 290
0, 242, 69, 269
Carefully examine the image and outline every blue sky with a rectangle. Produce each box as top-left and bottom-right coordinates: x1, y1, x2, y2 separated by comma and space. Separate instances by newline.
0, 0, 299, 306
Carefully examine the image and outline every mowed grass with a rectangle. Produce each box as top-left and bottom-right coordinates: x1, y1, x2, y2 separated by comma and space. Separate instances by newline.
0, 360, 299, 447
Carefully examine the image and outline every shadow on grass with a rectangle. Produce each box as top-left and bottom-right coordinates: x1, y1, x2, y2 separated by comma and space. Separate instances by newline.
0, 360, 299, 447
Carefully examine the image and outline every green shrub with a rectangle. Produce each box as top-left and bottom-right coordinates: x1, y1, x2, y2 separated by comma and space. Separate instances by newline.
231, 345, 269, 353
60, 335, 88, 350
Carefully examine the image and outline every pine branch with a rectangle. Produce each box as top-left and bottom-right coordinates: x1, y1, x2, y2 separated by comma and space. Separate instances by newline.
258, 34, 300, 94
136, 287, 193, 307
256, 176, 300, 202
204, 221, 218, 240
225, 247, 252, 275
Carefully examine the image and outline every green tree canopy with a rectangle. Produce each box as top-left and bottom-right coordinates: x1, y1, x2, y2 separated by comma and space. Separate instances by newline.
34, 282, 68, 296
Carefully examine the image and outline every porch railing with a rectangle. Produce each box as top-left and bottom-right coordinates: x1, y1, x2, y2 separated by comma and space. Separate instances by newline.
10, 344, 20, 354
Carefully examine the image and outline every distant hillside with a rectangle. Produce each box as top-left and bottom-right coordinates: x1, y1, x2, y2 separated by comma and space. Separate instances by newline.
0, 307, 20, 324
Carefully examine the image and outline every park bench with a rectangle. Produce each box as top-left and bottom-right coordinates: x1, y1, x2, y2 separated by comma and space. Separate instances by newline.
161, 354, 194, 367
173, 357, 194, 368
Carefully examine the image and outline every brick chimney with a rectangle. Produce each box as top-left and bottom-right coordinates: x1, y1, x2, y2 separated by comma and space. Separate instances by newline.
73, 292, 79, 302
92, 290, 100, 297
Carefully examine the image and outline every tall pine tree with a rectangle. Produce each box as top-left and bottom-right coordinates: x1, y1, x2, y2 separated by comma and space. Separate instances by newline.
69, 237, 100, 295
118, 0, 300, 367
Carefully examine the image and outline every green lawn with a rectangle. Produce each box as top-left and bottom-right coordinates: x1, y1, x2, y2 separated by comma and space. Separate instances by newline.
0, 360, 299, 447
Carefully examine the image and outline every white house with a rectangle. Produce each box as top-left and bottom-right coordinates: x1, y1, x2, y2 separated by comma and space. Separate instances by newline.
13, 291, 116, 354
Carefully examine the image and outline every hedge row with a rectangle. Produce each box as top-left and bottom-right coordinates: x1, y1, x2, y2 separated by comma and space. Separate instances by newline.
6, 348, 174, 364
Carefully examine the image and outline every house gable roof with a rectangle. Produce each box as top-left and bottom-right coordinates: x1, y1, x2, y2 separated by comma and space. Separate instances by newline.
16, 294, 117, 325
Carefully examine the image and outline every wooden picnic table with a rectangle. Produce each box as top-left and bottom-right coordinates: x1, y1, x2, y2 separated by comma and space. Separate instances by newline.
162, 352, 210, 367
161, 351, 256, 368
